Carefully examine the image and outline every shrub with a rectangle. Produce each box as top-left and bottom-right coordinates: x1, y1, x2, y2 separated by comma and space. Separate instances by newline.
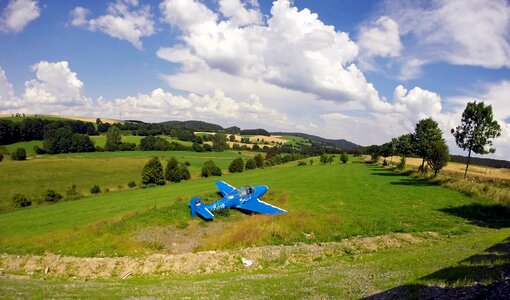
11, 148, 26, 160
245, 158, 257, 170
142, 157, 165, 185
33, 145, 46, 155
11, 193, 31, 208
201, 160, 222, 177
181, 164, 191, 180
184, 161, 191, 166
397, 157, 406, 171
66, 184, 79, 196
128, 181, 136, 188
254, 154, 264, 168
0, 153, 3, 162
90, 185, 101, 194
297, 161, 307, 166
229, 158, 244, 173
45, 189, 63, 202
340, 152, 349, 164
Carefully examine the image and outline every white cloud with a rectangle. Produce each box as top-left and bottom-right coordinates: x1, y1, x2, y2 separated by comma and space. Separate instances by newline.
71, 0, 155, 50
0, 67, 21, 109
218, 0, 262, 26
158, 0, 396, 112
357, 16, 403, 70
0, 0, 40, 33
385, 0, 510, 78
23, 61, 87, 106
159, 0, 217, 31
70, 6, 89, 27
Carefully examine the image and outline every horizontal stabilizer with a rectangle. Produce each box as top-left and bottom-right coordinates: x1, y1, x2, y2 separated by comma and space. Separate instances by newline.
189, 197, 214, 220
236, 198, 286, 215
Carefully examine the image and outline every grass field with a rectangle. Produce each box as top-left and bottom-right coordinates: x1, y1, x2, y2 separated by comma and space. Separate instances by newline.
1, 153, 510, 297
3, 140, 43, 157
0, 150, 250, 212
0, 157, 497, 257
0, 114, 71, 122
89, 135, 193, 148
1, 229, 508, 298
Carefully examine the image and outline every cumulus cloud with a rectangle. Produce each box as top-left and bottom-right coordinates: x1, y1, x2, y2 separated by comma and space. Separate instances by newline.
23, 61, 87, 106
70, 6, 89, 27
357, 16, 403, 70
71, 0, 155, 49
0, 67, 21, 109
384, 0, 510, 79
0, 0, 40, 33
218, 0, 262, 26
158, 0, 396, 112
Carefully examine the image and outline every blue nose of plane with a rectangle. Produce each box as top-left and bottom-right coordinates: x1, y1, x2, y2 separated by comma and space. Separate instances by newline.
255, 185, 268, 197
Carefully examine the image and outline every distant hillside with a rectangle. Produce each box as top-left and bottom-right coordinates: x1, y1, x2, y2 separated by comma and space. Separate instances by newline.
273, 132, 360, 149
158, 120, 223, 131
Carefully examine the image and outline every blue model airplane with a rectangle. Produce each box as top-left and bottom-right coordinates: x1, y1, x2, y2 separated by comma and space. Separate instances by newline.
189, 180, 286, 220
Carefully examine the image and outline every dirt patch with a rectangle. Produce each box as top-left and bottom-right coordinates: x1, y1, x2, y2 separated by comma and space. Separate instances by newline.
134, 220, 229, 254
0, 232, 437, 279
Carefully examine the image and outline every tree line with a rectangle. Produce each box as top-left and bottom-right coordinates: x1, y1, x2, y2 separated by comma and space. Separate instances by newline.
367, 101, 501, 178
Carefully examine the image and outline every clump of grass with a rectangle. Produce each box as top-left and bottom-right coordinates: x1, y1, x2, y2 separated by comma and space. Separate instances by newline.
90, 185, 101, 194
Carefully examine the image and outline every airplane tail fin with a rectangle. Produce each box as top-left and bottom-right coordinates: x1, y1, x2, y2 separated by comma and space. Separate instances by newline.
189, 197, 214, 220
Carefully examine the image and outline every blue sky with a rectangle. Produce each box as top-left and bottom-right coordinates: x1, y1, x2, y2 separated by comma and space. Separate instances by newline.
0, 0, 509, 159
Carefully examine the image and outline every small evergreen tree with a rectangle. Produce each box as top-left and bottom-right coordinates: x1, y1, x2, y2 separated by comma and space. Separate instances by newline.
254, 153, 264, 168
245, 158, 257, 170
10, 148, 26, 160
181, 164, 191, 180
201, 160, 222, 177
229, 158, 244, 173
165, 157, 180, 182
142, 157, 165, 185
105, 126, 122, 151
340, 152, 348, 164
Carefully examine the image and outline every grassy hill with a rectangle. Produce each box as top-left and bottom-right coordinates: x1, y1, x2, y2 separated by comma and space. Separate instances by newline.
273, 131, 361, 149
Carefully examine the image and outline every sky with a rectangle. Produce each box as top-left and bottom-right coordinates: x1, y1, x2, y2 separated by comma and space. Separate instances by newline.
0, 0, 509, 159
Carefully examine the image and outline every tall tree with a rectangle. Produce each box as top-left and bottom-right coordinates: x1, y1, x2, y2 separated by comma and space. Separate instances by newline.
412, 118, 444, 172
451, 101, 502, 179
105, 126, 122, 151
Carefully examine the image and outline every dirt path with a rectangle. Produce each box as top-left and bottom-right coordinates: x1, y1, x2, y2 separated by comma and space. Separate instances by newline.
0, 232, 435, 279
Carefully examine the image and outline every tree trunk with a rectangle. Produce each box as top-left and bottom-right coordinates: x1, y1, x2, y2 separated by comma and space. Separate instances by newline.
464, 148, 472, 179
420, 158, 425, 173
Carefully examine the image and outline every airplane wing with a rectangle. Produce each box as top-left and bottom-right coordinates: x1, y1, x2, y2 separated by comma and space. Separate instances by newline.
236, 198, 287, 215
216, 180, 236, 197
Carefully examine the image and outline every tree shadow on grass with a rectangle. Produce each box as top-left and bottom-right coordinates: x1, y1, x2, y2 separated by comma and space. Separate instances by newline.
440, 204, 510, 229
390, 178, 440, 187
363, 237, 510, 299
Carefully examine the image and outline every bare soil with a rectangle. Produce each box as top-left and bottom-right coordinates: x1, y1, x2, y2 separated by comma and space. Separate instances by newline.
0, 232, 433, 279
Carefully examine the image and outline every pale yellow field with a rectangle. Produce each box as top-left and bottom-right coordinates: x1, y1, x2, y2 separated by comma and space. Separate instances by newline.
392, 156, 510, 180
196, 132, 288, 145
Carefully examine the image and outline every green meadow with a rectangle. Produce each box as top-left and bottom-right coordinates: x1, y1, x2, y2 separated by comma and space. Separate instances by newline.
1, 152, 509, 298
0, 150, 250, 212
0, 156, 500, 256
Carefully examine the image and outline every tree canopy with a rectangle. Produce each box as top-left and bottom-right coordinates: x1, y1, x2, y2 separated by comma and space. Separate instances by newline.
451, 101, 501, 178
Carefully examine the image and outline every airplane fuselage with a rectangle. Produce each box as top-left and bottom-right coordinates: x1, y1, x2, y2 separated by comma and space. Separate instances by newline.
205, 185, 268, 212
